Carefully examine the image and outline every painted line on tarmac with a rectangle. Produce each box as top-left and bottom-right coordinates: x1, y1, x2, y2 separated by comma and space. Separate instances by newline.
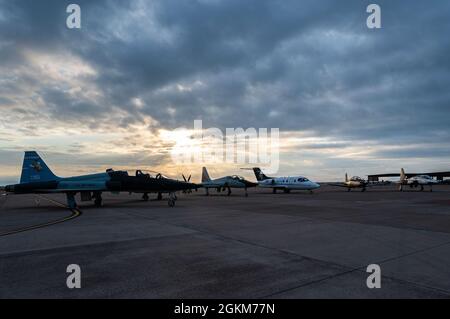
0, 195, 82, 237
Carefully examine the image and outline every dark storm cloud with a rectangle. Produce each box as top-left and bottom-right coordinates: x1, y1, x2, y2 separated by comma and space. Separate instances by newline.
1, 0, 450, 147
375, 147, 450, 159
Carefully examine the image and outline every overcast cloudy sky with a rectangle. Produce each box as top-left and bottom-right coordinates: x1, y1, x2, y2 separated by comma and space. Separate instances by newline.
0, 0, 449, 184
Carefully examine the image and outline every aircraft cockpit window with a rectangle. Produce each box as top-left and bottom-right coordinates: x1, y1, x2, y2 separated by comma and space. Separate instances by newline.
135, 170, 151, 178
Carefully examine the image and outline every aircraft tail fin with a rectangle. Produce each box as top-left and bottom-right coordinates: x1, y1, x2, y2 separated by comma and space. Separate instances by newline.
400, 168, 406, 182
253, 168, 271, 181
20, 151, 59, 184
202, 167, 211, 183
345, 173, 349, 183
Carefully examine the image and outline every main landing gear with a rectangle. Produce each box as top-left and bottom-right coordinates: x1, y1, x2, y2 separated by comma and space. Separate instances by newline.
93, 192, 103, 207
66, 193, 77, 209
219, 185, 232, 196
400, 184, 431, 192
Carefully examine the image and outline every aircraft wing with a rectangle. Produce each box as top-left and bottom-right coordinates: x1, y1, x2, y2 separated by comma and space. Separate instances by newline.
259, 182, 288, 189
200, 181, 225, 188
327, 183, 350, 188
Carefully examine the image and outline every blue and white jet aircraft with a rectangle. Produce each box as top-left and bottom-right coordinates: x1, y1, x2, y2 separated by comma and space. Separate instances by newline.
4, 151, 197, 208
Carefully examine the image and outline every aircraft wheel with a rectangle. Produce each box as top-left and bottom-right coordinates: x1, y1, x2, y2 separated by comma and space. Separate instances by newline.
94, 198, 102, 207
66, 194, 78, 209
168, 193, 177, 207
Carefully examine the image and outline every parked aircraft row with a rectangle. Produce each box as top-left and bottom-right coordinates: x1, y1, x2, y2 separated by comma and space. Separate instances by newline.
201, 167, 321, 197
1, 151, 447, 208
330, 169, 440, 192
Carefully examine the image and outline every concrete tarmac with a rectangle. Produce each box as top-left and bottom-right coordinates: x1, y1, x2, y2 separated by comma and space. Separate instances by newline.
1, 185, 450, 298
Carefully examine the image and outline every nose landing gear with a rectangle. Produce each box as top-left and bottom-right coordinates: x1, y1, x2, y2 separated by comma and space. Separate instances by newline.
168, 192, 177, 207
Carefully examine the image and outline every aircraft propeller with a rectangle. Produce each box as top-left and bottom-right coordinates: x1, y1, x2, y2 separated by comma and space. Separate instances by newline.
182, 174, 193, 193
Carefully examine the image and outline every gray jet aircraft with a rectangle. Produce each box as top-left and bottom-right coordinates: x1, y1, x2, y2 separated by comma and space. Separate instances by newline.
200, 167, 257, 197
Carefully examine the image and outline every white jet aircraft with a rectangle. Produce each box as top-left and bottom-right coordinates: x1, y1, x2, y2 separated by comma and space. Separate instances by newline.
398, 168, 439, 192
248, 168, 320, 194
